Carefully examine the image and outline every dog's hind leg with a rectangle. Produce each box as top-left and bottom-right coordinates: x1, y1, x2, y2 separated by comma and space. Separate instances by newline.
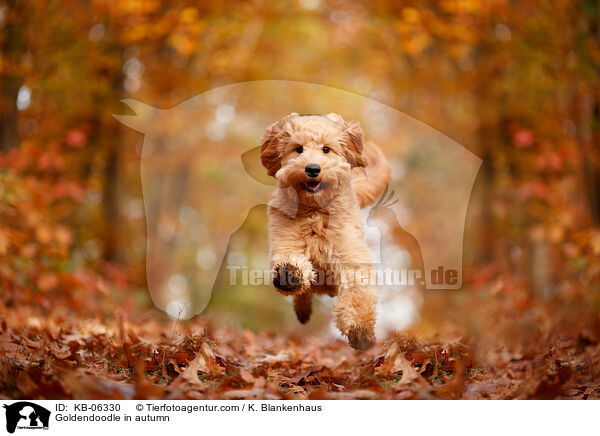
332, 264, 377, 350
333, 285, 377, 350
293, 293, 312, 324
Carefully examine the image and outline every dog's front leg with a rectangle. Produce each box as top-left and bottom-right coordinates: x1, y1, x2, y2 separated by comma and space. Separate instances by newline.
332, 264, 377, 350
268, 210, 315, 295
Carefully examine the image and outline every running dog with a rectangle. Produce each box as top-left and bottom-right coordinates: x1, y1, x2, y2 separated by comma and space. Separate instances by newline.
260, 113, 391, 350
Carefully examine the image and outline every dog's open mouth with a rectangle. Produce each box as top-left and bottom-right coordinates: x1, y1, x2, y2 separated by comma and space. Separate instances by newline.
303, 179, 323, 193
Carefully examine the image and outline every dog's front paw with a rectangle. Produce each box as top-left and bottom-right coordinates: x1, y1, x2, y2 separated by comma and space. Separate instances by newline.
272, 263, 303, 293
347, 326, 375, 351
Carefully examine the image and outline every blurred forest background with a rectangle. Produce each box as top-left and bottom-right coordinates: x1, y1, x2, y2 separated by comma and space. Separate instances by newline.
1, 0, 600, 399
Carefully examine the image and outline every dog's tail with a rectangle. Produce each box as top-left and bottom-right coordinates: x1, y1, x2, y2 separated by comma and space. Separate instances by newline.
352, 141, 391, 208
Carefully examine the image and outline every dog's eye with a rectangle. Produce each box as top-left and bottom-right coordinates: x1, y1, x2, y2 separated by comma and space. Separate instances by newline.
323, 146, 330, 153
295, 146, 303, 153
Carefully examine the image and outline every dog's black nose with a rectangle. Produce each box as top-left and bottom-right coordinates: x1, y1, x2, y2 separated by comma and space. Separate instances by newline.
305, 164, 321, 178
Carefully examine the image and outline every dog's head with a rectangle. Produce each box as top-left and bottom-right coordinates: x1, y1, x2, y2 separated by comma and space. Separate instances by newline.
260, 113, 365, 205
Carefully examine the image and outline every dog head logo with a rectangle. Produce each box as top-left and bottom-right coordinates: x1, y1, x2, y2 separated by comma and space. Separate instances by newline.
3, 402, 50, 433
114, 80, 481, 320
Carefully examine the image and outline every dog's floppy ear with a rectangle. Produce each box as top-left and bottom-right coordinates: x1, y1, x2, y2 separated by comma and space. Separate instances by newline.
325, 113, 366, 168
260, 113, 296, 177
343, 119, 366, 168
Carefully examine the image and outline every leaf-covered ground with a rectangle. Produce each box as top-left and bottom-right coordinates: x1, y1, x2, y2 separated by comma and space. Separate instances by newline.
2, 301, 600, 400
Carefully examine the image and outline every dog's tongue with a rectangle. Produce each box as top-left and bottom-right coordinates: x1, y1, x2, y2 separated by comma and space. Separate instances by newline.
306, 180, 320, 188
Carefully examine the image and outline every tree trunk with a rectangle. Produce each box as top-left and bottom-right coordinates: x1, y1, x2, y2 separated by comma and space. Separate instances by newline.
0, 0, 26, 153
0, 76, 21, 153
102, 135, 120, 262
